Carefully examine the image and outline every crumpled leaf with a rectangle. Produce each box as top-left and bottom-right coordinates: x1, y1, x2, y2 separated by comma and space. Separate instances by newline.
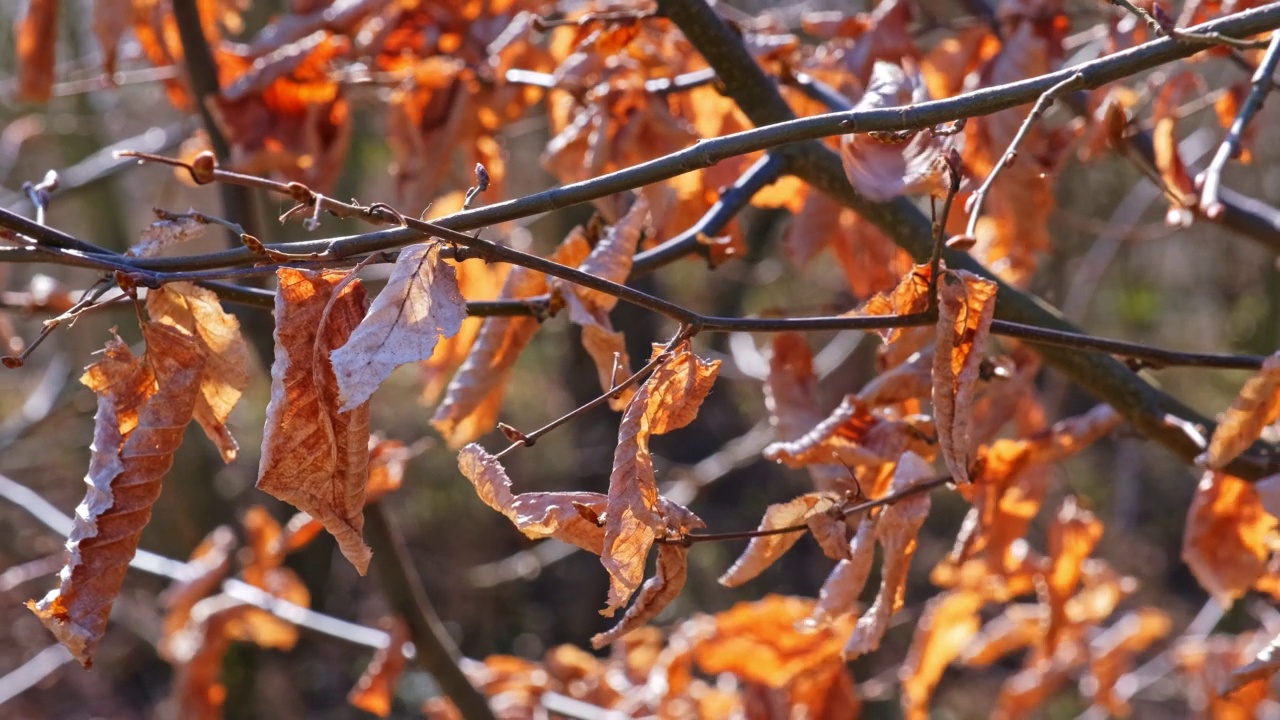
17, 0, 58, 102
1182, 470, 1276, 607
93, 0, 131, 77
808, 514, 878, 628
129, 211, 209, 258
602, 341, 719, 615
29, 323, 204, 666
1199, 352, 1280, 469
332, 243, 466, 411
899, 590, 984, 720
348, 618, 410, 717
857, 264, 932, 344
158, 526, 237, 663
840, 61, 949, 202
257, 268, 373, 575
592, 543, 688, 649
147, 282, 250, 463
844, 451, 935, 659
764, 395, 931, 470
457, 443, 608, 554
763, 333, 849, 491
933, 270, 997, 483
719, 492, 844, 587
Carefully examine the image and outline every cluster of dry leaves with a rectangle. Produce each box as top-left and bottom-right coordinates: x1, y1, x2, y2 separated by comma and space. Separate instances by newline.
9, 0, 1280, 717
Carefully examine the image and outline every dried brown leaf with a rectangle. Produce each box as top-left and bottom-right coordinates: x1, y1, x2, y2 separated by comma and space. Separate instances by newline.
845, 452, 934, 659
348, 618, 410, 717
130, 212, 209, 258
719, 492, 844, 587
457, 443, 607, 554
93, 0, 130, 77
1182, 471, 1275, 607
933, 271, 997, 483
1200, 352, 1280, 469
1082, 608, 1172, 716
257, 268, 373, 575
857, 264, 932, 344
1043, 497, 1103, 655
694, 595, 856, 688
30, 323, 203, 666
332, 243, 466, 411
591, 543, 688, 649
808, 511, 877, 628
602, 342, 718, 614
764, 395, 928, 470
147, 282, 250, 463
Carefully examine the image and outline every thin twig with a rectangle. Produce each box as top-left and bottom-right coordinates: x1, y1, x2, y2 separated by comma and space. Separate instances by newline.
964, 74, 1082, 240
1199, 31, 1280, 218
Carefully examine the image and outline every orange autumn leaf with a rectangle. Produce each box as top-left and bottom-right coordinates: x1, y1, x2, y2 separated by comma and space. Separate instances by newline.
693, 595, 856, 688
844, 452, 934, 659
457, 443, 608, 554
857, 263, 932, 343
763, 333, 852, 491
602, 341, 718, 615
331, 243, 466, 411
959, 603, 1046, 667
719, 492, 844, 587
348, 618, 411, 717
158, 526, 236, 663
1043, 497, 1104, 656
17, 0, 58, 102
899, 590, 984, 720
592, 543, 688, 649
93, 0, 131, 77
1182, 471, 1276, 607
146, 282, 250, 463
933, 270, 997, 483
809, 516, 878, 628
1200, 352, 1280, 469
764, 395, 931, 470
420, 258, 508, 405
29, 323, 204, 666
257, 268, 373, 575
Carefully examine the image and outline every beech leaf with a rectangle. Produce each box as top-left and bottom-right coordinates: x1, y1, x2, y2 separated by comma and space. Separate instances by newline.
602, 341, 718, 614
933, 271, 997, 483
348, 618, 411, 718
900, 590, 984, 720
29, 323, 204, 666
719, 492, 843, 587
591, 543, 688, 649
1182, 470, 1275, 607
1199, 352, 1280, 469
457, 443, 608, 554
258, 268, 373, 575
332, 243, 466, 411
147, 282, 250, 463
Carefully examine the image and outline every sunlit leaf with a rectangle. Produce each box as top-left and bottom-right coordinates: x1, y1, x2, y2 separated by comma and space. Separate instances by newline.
1200, 352, 1280, 469
933, 271, 997, 483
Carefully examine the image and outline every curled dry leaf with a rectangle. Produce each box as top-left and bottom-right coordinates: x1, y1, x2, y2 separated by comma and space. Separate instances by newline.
719, 492, 844, 587
959, 603, 1045, 667
332, 243, 466, 411
431, 265, 546, 448
856, 263, 932, 344
158, 526, 237, 663
602, 341, 718, 615
1199, 352, 1280, 469
420, 258, 508, 405
764, 395, 931, 470
809, 514, 878, 628
840, 61, 950, 202
844, 451, 934, 659
29, 323, 203, 666
348, 618, 411, 717
899, 590, 984, 720
129, 212, 208, 258
592, 543, 688, 649
147, 282, 250, 463
457, 443, 608, 554
933, 270, 997, 483
1182, 471, 1276, 608
257, 268, 373, 575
